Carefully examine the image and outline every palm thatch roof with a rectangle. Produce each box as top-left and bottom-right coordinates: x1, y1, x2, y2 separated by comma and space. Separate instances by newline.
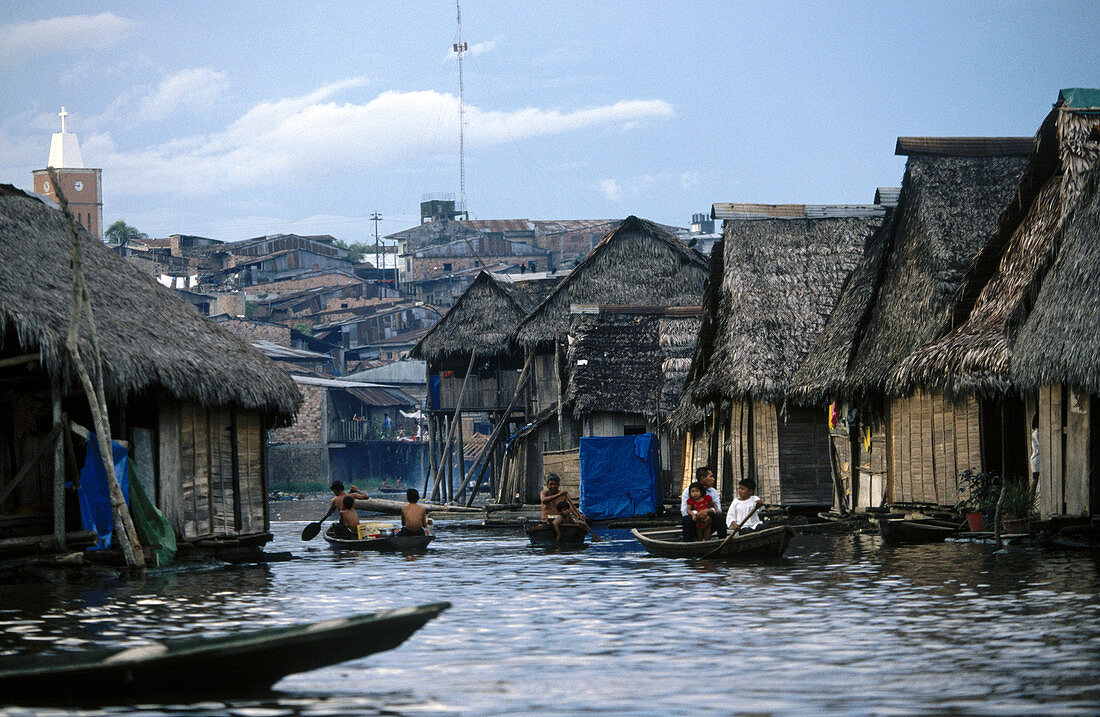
789, 146, 1029, 405
681, 213, 882, 410
409, 271, 558, 365
895, 92, 1100, 396
0, 185, 300, 420
1011, 159, 1100, 392
566, 307, 699, 421
514, 216, 707, 346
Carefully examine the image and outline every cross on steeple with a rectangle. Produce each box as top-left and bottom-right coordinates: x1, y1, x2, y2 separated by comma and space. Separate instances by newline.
59, 107, 68, 133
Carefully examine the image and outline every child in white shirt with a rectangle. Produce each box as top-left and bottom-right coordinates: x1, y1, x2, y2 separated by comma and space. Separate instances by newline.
726, 478, 765, 533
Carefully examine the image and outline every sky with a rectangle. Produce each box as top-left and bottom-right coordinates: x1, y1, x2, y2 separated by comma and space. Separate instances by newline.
1, 2, 1098, 245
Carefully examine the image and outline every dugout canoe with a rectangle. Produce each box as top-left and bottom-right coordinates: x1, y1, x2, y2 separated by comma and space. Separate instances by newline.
525, 522, 588, 547
878, 518, 961, 544
631, 525, 793, 559
323, 526, 434, 551
0, 602, 450, 702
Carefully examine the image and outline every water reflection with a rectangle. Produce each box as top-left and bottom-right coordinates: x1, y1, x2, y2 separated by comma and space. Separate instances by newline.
0, 522, 1098, 715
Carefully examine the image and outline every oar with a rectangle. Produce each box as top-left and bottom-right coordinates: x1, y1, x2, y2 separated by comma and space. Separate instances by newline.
563, 495, 602, 543
700, 502, 764, 559
301, 514, 328, 541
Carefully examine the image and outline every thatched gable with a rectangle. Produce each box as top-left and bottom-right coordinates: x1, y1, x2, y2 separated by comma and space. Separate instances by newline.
514, 216, 707, 346
0, 186, 300, 420
798, 147, 1029, 403
409, 271, 559, 364
566, 307, 699, 420
1012, 161, 1100, 393
682, 214, 882, 408
894, 92, 1100, 396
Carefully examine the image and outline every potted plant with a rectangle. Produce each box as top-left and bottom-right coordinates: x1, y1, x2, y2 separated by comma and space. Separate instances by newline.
999, 476, 1037, 534
956, 469, 1001, 531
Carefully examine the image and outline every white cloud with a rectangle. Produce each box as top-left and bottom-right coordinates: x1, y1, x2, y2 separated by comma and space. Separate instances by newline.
0, 12, 136, 64
136, 69, 229, 122
680, 171, 700, 189
599, 179, 623, 202
90, 82, 673, 199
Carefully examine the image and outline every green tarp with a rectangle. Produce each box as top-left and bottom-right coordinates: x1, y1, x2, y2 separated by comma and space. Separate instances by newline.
127, 457, 177, 567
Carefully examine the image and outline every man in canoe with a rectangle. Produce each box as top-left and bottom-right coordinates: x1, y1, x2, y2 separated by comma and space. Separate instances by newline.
398, 488, 433, 536
540, 474, 577, 541
321, 481, 369, 525
680, 467, 726, 541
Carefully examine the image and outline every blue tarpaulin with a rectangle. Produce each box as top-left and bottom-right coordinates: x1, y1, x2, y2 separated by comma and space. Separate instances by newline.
579, 434, 661, 519
77, 434, 130, 549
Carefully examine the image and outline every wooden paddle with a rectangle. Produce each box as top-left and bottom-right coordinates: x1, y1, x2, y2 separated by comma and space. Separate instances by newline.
300, 514, 328, 541
700, 502, 764, 559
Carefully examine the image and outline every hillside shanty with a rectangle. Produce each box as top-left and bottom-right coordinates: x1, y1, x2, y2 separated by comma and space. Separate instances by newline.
0, 185, 300, 561
788, 138, 1031, 510
676, 205, 885, 509
410, 270, 561, 504
895, 89, 1100, 519
511, 216, 709, 503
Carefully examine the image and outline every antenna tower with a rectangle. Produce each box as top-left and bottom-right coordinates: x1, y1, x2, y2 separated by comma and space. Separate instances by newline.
453, 0, 468, 216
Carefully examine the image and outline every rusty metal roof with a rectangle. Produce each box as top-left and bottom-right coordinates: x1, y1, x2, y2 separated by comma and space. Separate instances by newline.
712, 203, 887, 220
894, 137, 1034, 157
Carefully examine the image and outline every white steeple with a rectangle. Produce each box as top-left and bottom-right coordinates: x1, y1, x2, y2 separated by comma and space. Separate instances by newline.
47, 107, 85, 168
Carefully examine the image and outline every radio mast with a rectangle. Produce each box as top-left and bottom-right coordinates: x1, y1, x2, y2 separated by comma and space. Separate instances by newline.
453, 0, 468, 216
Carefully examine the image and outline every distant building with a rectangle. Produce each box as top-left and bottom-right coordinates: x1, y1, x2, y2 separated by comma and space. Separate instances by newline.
31, 107, 102, 238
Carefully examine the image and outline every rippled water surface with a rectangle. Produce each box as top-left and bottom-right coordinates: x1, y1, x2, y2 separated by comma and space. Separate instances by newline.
1, 520, 1099, 715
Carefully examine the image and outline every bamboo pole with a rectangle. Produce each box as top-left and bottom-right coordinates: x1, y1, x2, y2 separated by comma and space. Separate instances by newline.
51, 377, 65, 547
458, 352, 534, 505
554, 337, 565, 450
431, 351, 477, 502
49, 168, 144, 568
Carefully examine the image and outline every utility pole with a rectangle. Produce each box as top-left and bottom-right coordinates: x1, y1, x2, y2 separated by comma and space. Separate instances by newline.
453, 0, 468, 216
370, 211, 383, 287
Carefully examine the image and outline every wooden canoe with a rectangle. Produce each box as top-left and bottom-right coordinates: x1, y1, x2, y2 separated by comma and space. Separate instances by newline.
324, 526, 434, 551
631, 525, 793, 559
878, 518, 961, 544
0, 602, 449, 702
525, 522, 588, 547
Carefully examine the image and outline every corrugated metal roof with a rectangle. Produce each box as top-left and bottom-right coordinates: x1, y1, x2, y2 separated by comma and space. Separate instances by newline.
1059, 87, 1100, 110
292, 375, 416, 406
712, 203, 887, 220
458, 219, 534, 232
874, 187, 901, 207
894, 137, 1034, 157
569, 303, 703, 316
252, 340, 330, 360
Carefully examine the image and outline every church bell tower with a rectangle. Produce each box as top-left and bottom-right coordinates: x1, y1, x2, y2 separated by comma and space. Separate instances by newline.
32, 107, 103, 239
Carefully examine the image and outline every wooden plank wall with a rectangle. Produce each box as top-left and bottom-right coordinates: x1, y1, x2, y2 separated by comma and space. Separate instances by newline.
855, 420, 888, 508
776, 407, 834, 506
543, 448, 580, 499
889, 392, 981, 506
726, 402, 749, 497
752, 401, 781, 504
1037, 384, 1092, 518
238, 411, 265, 533
158, 402, 183, 531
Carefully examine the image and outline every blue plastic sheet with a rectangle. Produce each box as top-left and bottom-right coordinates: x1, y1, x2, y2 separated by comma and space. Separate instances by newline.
428, 375, 441, 410
77, 434, 130, 549
578, 434, 660, 519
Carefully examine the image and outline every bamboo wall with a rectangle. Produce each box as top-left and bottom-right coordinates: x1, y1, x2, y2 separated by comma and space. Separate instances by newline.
543, 448, 580, 500
159, 402, 266, 540
439, 370, 523, 411
888, 391, 982, 505
856, 419, 888, 508
1036, 384, 1091, 518
751, 402, 782, 505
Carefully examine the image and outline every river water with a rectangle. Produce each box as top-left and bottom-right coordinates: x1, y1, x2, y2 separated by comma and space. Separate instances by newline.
1, 518, 1099, 715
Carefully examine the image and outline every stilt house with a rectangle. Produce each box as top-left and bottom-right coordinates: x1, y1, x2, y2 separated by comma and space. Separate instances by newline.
789, 138, 1031, 510
0, 186, 300, 555
512, 216, 708, 501
896, 89, 1100, 518
676, 206, 884, 509
410, 271, 560, 503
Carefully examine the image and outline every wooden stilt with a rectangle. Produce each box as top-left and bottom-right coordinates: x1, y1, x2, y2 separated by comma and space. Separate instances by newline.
51, 378, 66, 547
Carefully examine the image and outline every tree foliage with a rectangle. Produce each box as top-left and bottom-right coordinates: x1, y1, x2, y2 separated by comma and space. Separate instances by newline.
105, 219, 148, 246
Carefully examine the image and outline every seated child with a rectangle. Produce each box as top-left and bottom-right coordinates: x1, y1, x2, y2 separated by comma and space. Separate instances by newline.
398, 488, 433, 536
686, 481, 715, 540
726, 478, 765, 533
334, 495, 359, 538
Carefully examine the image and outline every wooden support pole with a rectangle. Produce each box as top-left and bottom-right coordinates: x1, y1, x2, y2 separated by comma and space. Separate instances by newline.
554, 337, 565, 451
51, 378, 65, 547
455, 412, 466, 502
432, 351, 477, 503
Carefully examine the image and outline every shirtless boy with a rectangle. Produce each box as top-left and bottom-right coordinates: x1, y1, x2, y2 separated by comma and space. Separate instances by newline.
399, 488, 433, 536
334, 495, 360, 538
540, 474, 575, 542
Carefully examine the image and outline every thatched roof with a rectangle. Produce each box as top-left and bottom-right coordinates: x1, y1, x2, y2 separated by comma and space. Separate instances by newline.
894, 93, 1100, 396
1011, 161, 1100, 392
792, 147, 1028, 404
409, 271, 557, 364
514, 216, 707, 346
566, 307, 699, 420
681, 213, 882, 408
0, 185, 300, 420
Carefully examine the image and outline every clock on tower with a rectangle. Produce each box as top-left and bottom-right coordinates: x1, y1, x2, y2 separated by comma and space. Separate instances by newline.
31, 107, 103, 239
